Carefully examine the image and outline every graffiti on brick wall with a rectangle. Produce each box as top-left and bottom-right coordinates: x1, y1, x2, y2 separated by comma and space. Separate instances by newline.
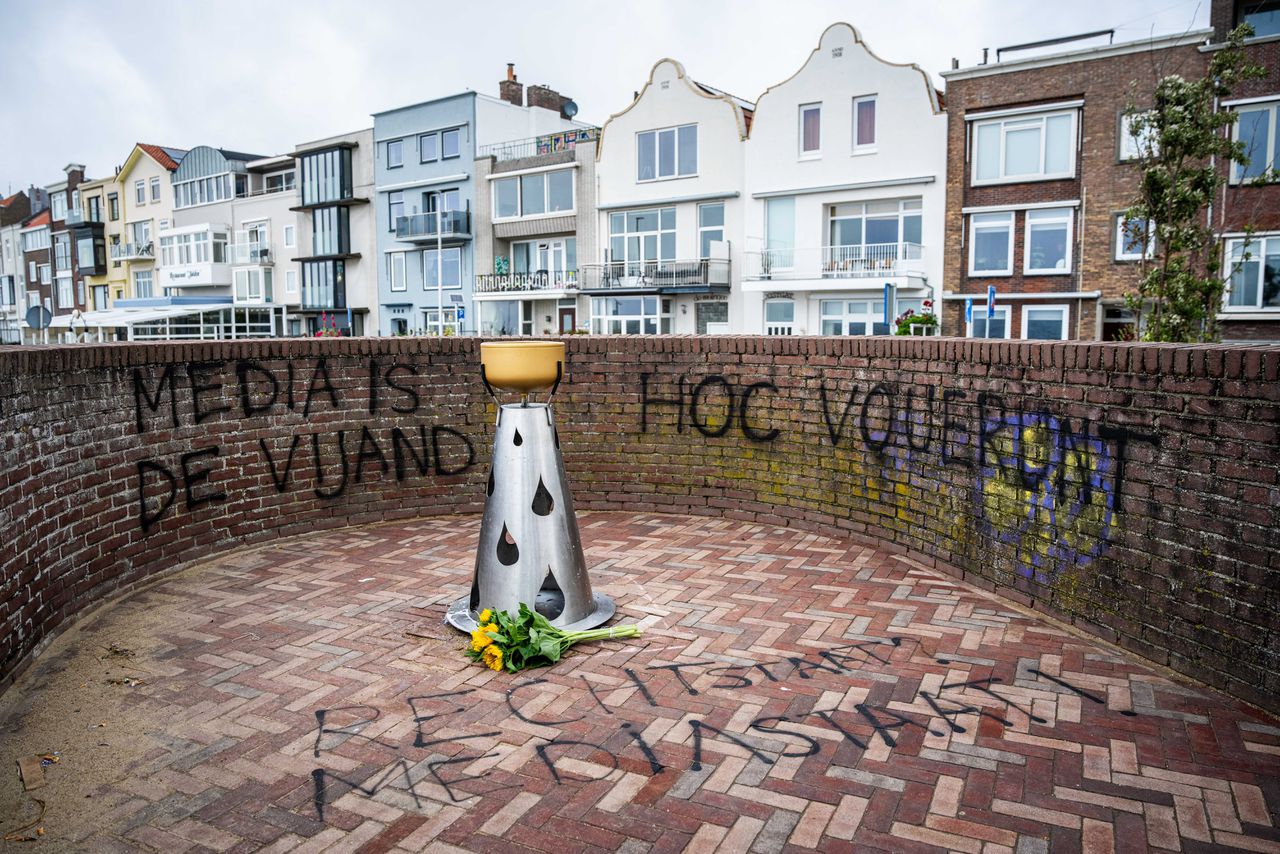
640, 373, 1158, 581
131, 358, 475, 531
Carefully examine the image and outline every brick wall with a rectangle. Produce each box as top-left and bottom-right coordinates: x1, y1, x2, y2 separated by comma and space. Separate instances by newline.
1, 337, 1278, 712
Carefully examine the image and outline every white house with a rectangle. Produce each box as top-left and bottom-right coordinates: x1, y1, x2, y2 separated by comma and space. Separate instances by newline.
741, 23, 946, 335
592, 58, 751, 334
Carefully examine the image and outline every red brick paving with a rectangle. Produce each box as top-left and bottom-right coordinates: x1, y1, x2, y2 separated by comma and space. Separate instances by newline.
2, 512, 1278, 852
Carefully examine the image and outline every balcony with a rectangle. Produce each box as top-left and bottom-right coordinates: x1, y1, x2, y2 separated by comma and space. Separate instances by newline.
111, 242, 154, 261
743, 243, 926, 291
230, 243, 274, 265
478, 127, 600, 163
579, 259, 731, 294
395, 210, 471, 243
475, 270, 578, 297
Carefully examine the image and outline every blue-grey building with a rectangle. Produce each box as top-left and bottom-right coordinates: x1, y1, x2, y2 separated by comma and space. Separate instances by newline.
372, 70, 586, 335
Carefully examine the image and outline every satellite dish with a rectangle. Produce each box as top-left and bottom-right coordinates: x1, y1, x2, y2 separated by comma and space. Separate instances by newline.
562, 100, 579, 118
25, 305, 52, 329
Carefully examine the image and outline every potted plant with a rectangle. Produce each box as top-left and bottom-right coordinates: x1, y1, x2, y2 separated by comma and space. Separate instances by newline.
894, 299, 939, 336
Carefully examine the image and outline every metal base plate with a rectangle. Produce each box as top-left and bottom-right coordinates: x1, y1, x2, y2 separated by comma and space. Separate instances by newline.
446, 592, 617, 634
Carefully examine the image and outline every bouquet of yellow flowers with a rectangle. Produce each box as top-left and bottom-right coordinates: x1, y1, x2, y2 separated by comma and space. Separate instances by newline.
467, 604, 641, 672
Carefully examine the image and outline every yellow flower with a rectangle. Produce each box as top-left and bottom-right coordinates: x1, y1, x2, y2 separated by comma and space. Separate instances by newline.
480, 623, 499, 635
482, 645, 503, 671
470, 630, 494, 652
478, 609, 494, 623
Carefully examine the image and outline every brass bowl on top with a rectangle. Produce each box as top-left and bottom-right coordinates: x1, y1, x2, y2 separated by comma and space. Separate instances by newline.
480, 341, 565, 393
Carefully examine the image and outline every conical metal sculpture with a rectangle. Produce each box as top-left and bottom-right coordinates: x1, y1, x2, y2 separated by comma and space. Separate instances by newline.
446, 341, 615, 633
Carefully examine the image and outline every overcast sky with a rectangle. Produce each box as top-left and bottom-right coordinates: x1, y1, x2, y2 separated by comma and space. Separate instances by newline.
0, 0, 1210, 195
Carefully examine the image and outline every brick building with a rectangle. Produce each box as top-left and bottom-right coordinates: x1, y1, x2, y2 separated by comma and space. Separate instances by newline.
45, 163, 90, 322
1211, 0, 1280, 340
940, 31, 1212, 341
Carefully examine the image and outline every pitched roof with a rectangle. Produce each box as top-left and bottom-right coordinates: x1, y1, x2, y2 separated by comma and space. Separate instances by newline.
22, 209, 51, 229
138, 143, 187, 171
0, 193, 22, 208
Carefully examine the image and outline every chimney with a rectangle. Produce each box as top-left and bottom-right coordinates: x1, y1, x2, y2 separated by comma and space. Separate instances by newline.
982, 48, 989, 65
499, 63, 524, 106
527, 84, 572, 118
951, 57, 959, 70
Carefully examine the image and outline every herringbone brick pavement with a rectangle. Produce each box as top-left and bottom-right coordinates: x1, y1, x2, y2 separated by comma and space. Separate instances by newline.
1, 513, 1277, 852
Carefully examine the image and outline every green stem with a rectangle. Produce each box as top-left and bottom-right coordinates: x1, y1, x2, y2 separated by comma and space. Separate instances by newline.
563, 625, 642, 645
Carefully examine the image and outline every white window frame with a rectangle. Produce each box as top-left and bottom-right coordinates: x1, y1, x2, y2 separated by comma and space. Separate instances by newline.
799, 103, 822, 158
135, 180, 146, 205
966, 305, 1011, 339
971, 109, 1077, 185
388, 251, 407, 292
698, 202, 725, 259
636, 124, 697, 182
150, 177, 161, 202
852, 95, 877, 152
386, 139, 404, 168
1021, 304, 1070, 340
419, 132, 439, 163
441, 128, 462, 160
1115, 215, 1154, 261
38, 264, 51, 285
1023, 208, 1073, 275
763, 299, 796, 335
1119, 111, 1158, 161
968, 211, 1015, 276
423, 246, 462, 290
133, 268, 153, 298
283, 224, 295, 248
51, 193, 67, 221
1224, 234, 1280, 311
285, 269, 298, 296
1231, 100, 1279, 184
492, 168, 576, 221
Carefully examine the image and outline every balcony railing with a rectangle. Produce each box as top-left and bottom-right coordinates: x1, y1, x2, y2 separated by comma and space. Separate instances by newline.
230, 243, 274, 265
478, 127, 600, 163
579, 259, 730, 291
746, 243, 924, 280
111, 242, 154, 261
476, 270, 578, 294
395, 210, 471, 242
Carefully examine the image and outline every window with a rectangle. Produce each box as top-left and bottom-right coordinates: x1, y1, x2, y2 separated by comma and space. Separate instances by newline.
388, 252, 407, 291
57, 277, 73, 309
1024, 208, 1073, 274
590, 296, 672, 334
264, 171, 295, 194
87, 196, 101, 222
133, 268, 153, 299
853, 95, 877, 150
108, 193, 119, 221
150, 177, 161, 202
636, 124, 697, 181
442, 128, 461, 159
1225, 235, 1280, 310
969, 212, 1014, 275
51, 193, 67, 221
821, 299, 886, 335
1119, 111, 1158, 161
424, 247, 461, 289
493, 168, 575, 218
234, 267, 273, 303
968, 305, 1010, 338
1241, 0, 1280, 38
698, 203, 724, 258
764, 299, 795, 335
388, 191, 404, 231
53, 233, 71, 272
312, 207, 350, 256
299, 147, 353, 205
828, 199, 923, 264
38, 264, 51, 285
421, 187, 461, 215
1233, 101, 1279, 183
302, 260, 346, 309
173, 174, 233, 209
1115, 215, 1154, 261
800, 103, 821, 155
129, 220, 151, 247
387, 139, 403, 168
420, 133, 439, 163
972, 110, 1076, 183
22, 228, 50, 252
423, 307, 461, 336
608, 208, 676, 272
1022, 305, 1070, 339
135, 180, 146, 205
765, 196, 795, 269
285, 269, 298, 295
283, 224, 295, 248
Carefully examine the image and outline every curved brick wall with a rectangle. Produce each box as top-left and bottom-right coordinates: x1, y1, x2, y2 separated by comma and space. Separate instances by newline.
1, 337, 1277, 712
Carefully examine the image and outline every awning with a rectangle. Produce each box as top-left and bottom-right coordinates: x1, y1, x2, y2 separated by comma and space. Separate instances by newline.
45, 304, 248, 329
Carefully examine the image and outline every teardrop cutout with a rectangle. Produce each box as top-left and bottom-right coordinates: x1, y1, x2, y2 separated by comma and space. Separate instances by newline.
531, 477, 555, 516
496, 523, 519, 566
486, 469, 494, 496
513, 428, 523, 446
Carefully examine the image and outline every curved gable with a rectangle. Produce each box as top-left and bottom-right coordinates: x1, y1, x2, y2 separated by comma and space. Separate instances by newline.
173, 146, 251, 182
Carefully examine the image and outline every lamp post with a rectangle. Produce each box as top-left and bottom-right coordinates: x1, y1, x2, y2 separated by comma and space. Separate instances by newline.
436, 206, 444, 335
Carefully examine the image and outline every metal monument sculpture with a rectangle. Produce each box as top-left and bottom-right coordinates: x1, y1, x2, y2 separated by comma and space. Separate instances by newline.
446, 341, 615, 633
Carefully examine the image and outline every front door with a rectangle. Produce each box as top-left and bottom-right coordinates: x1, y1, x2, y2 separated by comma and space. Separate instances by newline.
558, 307, 576, 333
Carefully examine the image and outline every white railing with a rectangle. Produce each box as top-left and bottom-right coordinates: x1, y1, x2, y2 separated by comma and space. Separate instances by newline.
746, 242, 924, 280
231, 243, 274, 265
111, 242, 154, 260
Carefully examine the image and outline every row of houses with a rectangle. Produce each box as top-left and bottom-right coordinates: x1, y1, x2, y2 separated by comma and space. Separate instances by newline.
1, 1, 1276, 345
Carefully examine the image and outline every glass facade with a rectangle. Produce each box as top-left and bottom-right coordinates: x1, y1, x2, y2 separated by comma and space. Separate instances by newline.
299, 147, 354, 206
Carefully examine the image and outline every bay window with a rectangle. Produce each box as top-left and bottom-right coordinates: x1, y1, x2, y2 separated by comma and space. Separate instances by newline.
972, 109, 1076, 184
1024, 208, 1072, 274
637, 124, 697, 181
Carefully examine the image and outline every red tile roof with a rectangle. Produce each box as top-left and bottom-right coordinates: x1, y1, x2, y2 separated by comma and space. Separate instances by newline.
23, 209, 51, 228
0, 193, 19, 208
138, 143, 183, 171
